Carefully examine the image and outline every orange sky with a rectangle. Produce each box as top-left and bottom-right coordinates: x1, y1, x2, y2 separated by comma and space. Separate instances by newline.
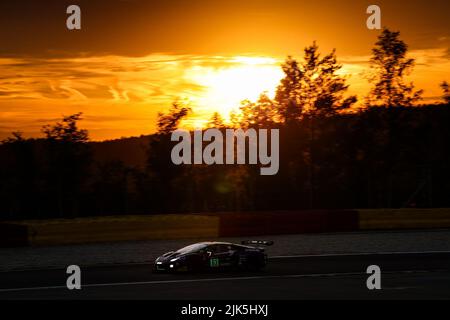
0, 0, 449, 140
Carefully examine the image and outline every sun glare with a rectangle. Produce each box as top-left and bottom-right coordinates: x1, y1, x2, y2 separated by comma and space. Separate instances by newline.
185, 57, 284, 125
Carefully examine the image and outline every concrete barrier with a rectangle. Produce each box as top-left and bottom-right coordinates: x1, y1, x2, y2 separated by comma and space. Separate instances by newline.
358, 208, 450, 230
216, 210, 359, 237
0, 223, 29, 247
2, 209, 450, 247
14, 215, 220, 246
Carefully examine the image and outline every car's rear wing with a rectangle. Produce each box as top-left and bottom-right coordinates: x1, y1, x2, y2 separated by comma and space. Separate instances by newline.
241, 240, 274, 246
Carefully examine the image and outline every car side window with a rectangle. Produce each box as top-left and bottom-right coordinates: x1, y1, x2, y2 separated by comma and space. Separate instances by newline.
217, 244, 231, 253
207, 245, 218, 254
207, 244, 233, 254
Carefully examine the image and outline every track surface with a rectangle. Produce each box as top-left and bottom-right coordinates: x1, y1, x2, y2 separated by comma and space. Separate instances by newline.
1, 252, 449, 299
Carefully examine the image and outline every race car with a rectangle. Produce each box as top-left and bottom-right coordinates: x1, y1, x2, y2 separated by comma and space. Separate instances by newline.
153, 240, 273, 273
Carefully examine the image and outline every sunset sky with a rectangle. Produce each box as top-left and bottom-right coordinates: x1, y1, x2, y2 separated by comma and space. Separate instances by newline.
0, 0, 449, 140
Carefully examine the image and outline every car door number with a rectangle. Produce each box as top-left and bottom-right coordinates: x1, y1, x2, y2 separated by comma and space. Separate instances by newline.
209, 258, 220, 267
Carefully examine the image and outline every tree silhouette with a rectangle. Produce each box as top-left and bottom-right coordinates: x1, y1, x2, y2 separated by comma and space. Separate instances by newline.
239, 93, 278, 128
157, 101, 191, 134
275, 43, 357, 122
273, 43, 357, 208
207, 112, 226, 128
0, 132, 39, 219
367, 28, 423, 107
147, 101, 192, 212
275, 57, 304, 122
2, 131, 25, 144
41, 113, 91, 217
441, 81, 450, 104
301, 43, 357, 117
42, 113, 88, 143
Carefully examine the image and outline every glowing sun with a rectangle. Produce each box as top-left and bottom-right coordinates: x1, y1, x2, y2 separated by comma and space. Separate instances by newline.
185, 56, 284, 125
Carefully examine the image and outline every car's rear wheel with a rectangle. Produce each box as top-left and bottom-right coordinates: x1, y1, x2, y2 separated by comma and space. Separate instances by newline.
235, 254, 264, 272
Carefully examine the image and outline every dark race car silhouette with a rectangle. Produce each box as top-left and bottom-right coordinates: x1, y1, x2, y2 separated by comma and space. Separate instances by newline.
153, 240, 273, 273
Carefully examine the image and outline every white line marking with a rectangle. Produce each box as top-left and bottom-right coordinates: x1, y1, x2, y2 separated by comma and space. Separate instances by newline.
0, 270, 437, 293
270, 250, 450, 259
382, 286, 420, 291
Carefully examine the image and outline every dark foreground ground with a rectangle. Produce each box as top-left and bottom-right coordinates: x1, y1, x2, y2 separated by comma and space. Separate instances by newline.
1, 252, 449, 300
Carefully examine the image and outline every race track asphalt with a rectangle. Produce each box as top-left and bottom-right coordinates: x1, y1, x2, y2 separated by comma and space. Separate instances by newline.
0, 252, 449, 299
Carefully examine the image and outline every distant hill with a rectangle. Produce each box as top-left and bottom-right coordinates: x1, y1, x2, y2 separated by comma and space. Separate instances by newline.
90, 135, 151, 169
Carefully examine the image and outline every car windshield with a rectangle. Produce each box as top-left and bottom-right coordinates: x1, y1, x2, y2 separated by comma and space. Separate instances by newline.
176, 243, 208, 254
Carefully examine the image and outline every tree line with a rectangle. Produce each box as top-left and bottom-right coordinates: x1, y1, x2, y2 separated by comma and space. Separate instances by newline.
1, 28, 450, 220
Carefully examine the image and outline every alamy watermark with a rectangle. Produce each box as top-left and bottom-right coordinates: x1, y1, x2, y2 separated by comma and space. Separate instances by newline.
65, 4, 380, 31
366, 5, 381, 30
66, 5, 81, 30
171, 128, 280, 176
66, 265, 81, 290
366, 265, 382, 290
